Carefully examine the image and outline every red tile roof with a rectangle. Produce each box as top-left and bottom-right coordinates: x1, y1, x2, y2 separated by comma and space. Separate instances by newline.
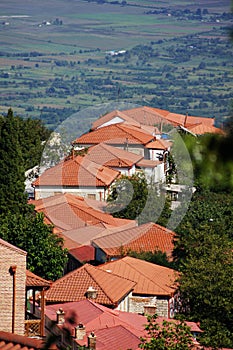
26, 270, 51, 287
44, 299, 202, 350
98, 256, 177, 296
31, 193, 135, 235
58, 220, 137, 248
69, 245, 95, 263
123, 106, 216, 129
136, 159, 162, 168
33, 155, 120, 188
73, 123, 154, 146
145, 139, 172, 150
45, 263, 136, 305
45, 299, 146, 350
185, 123, 224, 135
91, 109, 141, 130
86, 143, 143, 168
0, 331, 48, 350
92, 222, 175, 259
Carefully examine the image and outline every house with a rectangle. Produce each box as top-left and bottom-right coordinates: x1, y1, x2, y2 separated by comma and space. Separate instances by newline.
91, 106, 222, 136
122, 106, 222, 135
0, 238, 50, 337
72, 123, 155, 158
30, 193, 135, 234
44, 256, 178, 318
44, 263, 136, 312
0, 239, 27, 335
84, 143, 144, 177
98, 256, 178, 318
91, 222, 175, 263
40, 299, 203, 350
32, 155, 120, 201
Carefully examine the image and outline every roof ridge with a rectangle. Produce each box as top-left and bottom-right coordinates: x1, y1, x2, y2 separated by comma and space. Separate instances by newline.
122, 257, 175, 294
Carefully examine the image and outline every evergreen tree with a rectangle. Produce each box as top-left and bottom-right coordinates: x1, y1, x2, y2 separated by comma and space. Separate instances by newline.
0, 109, 28, 215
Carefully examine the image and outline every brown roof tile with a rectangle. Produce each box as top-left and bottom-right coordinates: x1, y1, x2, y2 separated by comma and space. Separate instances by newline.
92, 222, 174, 259
26, 270, 51, 288
98, 256, 177, 296
73, 123, 154, 146
0, 331, 47, 350
45, 263, 136, 305
145, 139, 172, 150
31, 194, 134, 234
86, 143, 143, 168
33, 156, 120, 188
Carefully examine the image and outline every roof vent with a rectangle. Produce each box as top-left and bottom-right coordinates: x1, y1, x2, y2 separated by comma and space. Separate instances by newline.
85, 286, 98, 300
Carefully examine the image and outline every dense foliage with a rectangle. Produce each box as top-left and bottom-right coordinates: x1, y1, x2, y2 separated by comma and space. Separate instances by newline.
0, 109, 29, 215
173, 191, 233, 347
128, 249, 173, 269
0, 109, 67, 280
106, 173, 172, 227
0, 212, 68, 280
139, 314, 195, 350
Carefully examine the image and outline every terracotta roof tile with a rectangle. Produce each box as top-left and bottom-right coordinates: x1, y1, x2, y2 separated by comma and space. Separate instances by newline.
185, 123, 224, 135
86, 143, 143, 168
123, 106, 217, 130
45, 263, 136, 305
69, 245, 95, 262
31, 194, 135, 234
0, 331, 47, 350
98, 256, 177, 296
91, 109, 141, 130
73, 123, 154, 146
33, 156, 120, 188
26, 270, 51, 287
145, 139, 172, 150
92, 222, 174, 259
136, 159, 161, 168
44, 299, 202, 350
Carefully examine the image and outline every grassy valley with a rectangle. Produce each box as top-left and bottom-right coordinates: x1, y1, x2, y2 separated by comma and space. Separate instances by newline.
0, 0, 232, 131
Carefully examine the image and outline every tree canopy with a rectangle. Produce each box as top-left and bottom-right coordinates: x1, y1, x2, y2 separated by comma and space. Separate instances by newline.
106, 173, 172, 226
0, 109, 67, 280
173, 190, 233, 348
139, 314, 195, 350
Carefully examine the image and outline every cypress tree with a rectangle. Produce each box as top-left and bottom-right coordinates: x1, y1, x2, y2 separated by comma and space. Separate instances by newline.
0, 109, 28, 215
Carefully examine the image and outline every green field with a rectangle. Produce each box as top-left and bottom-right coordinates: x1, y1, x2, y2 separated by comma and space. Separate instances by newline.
0, 0, 232, 131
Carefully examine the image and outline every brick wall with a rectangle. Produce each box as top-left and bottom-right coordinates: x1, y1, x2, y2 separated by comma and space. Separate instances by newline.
0, 240, 27, 335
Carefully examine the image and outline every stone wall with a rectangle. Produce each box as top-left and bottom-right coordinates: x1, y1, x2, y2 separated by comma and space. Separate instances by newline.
129, 295, 169, 318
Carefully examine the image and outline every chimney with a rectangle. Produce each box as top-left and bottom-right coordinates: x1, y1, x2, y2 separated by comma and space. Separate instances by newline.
184, 112, 188, 127
85, 286, 98, 300
88, 332, 97, 350
143, 304, 157, 316
56, 308, 65, 325
75, 323, 86, 340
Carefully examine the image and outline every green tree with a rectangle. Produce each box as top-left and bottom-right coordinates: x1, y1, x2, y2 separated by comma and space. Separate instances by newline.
173, 190, 233, 348
106, 173, 148, 220
176, 225, 233, 348
139, 314, 195, 350
0, 109, 28, 215
128, 249, 173, 268
106, 173, 172, 225
0, 211, 68, 281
